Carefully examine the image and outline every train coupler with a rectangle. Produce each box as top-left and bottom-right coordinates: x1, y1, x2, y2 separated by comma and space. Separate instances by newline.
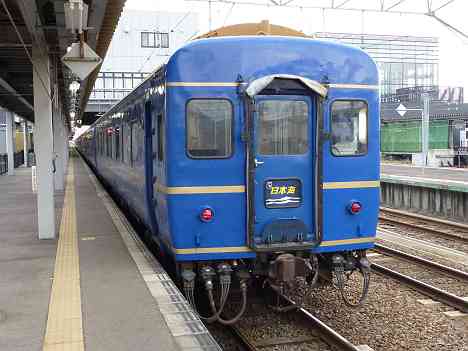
265, 253, 318, 311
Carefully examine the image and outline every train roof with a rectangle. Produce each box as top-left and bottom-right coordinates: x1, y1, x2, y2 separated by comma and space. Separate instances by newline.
167, 35, 378, 86
80, 35, 378, 137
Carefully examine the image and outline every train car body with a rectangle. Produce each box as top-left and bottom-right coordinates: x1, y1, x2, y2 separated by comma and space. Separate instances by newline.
77, 35, 380, 319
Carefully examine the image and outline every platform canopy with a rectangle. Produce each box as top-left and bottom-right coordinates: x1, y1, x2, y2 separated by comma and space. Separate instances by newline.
0, 0, 125, 125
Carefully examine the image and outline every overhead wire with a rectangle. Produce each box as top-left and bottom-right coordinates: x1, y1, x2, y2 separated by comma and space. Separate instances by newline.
222, 2, 235, 26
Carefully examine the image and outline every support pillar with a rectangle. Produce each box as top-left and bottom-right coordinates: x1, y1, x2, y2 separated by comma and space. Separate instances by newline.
6, 111, 14, 175
23, 119, 28, 167
33, 45, 55, 239
53, 111, 65, 191
421, 94, 430, 167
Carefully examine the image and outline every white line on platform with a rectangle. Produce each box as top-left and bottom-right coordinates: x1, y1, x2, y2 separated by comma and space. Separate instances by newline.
381, 163, 468, 172
381, 174, 468, 186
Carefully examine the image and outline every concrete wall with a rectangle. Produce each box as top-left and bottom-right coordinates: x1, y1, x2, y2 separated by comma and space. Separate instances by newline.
381, 178, 468, 223
412, 149, 455, 167
101, 9, 199, 72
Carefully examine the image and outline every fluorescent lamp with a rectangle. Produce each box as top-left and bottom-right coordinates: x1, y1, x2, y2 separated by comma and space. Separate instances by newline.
64, 0, 88, 33
69, 80, 80, 94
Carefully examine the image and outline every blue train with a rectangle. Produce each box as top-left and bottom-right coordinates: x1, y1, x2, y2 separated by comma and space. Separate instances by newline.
77, 35, 380, 322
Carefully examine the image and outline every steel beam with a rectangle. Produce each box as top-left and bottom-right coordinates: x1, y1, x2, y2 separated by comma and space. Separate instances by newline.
428, 13, 468, 40
184, 0, 461, 17
0, 76, 33, 111
15, 0, 47, 52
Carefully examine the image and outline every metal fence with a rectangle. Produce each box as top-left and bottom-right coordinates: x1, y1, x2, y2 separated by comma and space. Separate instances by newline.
454, 146, 468, 155
0, 154, 7, 175
0, 152, 25, 175
14, 151, 24, 168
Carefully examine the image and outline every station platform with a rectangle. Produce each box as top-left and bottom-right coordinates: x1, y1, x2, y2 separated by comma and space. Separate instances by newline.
381, 163, 468, 192
0, 155, 220, 351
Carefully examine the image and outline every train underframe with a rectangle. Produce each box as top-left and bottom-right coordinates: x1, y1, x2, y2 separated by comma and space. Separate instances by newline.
179, 249, 371, 324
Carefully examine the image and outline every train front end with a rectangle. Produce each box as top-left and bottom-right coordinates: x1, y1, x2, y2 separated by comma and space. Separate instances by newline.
161, 35, 380, 322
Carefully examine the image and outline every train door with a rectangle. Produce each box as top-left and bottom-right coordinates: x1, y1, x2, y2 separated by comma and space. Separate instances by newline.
144, 100, 158, 235
250, 95, 317, 250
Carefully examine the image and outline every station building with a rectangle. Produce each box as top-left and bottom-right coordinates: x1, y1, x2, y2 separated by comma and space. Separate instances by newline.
83, 9, 198, 124
315, 32, 439, 96
316, 32, 467, 166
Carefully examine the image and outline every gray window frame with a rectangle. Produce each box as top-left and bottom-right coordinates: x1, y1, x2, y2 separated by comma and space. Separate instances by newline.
330, 99, 369, 157
185, 98, 234, 159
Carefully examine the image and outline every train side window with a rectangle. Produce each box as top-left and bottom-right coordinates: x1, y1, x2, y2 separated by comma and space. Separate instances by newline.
106, 129, 112, 158
157, 113, 164, 161
186, 99, 232, 158
115, 126, 120, 160
97, 131, 100, 155
330, 100, 368, 156
131, 121, 139, 166
100, 130, 104, 156
123, 122, 131, 165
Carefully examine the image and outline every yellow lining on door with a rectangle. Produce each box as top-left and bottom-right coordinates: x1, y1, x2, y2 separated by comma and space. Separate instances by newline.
43, 161, 84, 351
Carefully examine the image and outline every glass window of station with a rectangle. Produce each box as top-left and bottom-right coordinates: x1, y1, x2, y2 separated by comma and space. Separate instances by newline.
141, 32, 170, 48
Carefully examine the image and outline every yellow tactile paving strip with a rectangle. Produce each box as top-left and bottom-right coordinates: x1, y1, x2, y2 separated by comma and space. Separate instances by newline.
43, 161, 84, 351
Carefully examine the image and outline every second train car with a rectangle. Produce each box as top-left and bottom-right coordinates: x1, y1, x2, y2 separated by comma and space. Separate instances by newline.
77, 35, 380, 323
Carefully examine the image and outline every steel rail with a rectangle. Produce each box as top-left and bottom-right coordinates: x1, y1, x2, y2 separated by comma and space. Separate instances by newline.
371, 263, 468, 313
281, 295, 362, 351
379, 211, 468, 244
297, 307, 361, 351
229, 296, 361, 351
374, 243, 468, 281
380, 207, 468, 242
380, 207, 468, 231
229, 325, 257, 351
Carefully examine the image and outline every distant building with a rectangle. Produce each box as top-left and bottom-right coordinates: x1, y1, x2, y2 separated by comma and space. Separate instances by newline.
85, 10, 198, 122
315, 32, 439, 96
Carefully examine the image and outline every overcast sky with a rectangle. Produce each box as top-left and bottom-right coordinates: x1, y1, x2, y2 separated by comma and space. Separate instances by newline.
125, 0, 468, 91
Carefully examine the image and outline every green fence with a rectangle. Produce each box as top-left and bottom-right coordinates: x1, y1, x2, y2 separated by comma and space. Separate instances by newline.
381, 120, 449, 153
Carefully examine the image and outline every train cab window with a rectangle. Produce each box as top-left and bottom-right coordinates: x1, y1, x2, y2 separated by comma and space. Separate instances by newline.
257, 100, 308, 155
186, 99, 232, 158
331, 100, 368, 156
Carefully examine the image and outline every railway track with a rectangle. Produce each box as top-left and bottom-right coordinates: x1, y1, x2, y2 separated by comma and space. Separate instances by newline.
374, 243, 468, 281
371, 243, 468, 313
379, 207, 468, 244
229, 297, 362, 351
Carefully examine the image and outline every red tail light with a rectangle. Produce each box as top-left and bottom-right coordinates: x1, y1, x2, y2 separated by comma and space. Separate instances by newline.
349, 201, 362, 214
200, 208, 214, 222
